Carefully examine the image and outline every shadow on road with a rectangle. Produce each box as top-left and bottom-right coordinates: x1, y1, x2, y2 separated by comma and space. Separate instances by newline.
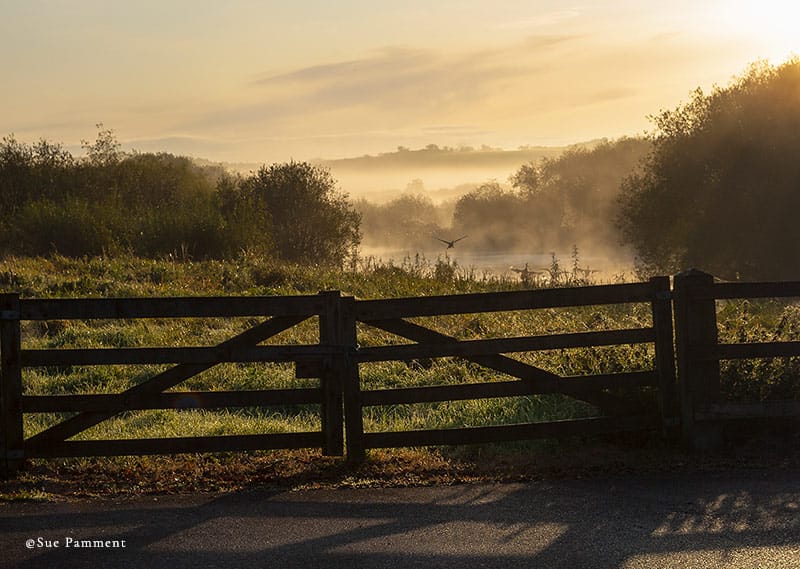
2, 470, 799, 568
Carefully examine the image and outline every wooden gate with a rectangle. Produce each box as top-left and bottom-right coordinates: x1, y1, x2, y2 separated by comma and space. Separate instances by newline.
338, 278, 677, 461
0, 292, 347, 476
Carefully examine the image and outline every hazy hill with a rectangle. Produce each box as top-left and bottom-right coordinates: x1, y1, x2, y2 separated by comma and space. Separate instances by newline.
319, 142, 605, 201
194, 141, 606, 202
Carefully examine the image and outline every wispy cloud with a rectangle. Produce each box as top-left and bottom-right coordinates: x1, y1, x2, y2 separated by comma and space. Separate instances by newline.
173, 29, 744, 161
492, 9, 584, 31
252, 45, 538, 114
185, 38, 582, 137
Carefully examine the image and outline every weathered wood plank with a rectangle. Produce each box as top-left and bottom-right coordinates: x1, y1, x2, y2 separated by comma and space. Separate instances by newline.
363, 415, 660, 449
22, 344, 341, 367
25, 315, 310, 446
364, 318, 559, 382
696, 281, 800, 300
712, 341, 800, 360
355, 282, 655, 320
318, 291, 344, 456
673, 269, 720, 446
23, 388, 323, 413
364, 318, 635, 415
340, 296, 365, 463
26, 432, 324, 458
694, 400, 800, 420
355, 328, 655, 362
295, 358, 324, 378
651, 276, 678, 430
361, 372, 657, 406
19, 295, 324, 320
0, 294, 23, 477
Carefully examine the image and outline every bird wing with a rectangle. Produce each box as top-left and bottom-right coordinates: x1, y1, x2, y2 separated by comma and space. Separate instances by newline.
453, 235, 468, 243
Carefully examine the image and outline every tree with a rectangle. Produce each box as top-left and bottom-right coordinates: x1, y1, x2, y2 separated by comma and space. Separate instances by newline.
508, 137, 650, 251
453, 182, 522, 250
356, 193, 442, 250
239, 161, 361, 265
617, 58, 800, 280
81, 123, 122, 167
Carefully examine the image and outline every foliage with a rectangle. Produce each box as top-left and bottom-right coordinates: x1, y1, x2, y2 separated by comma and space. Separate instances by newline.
617, 58, 800, 280
356, 193, 445, 250
233, 161, 361, 266
5, 254, 656, 451
0, 129, 361, 265
439, 138, 649, 253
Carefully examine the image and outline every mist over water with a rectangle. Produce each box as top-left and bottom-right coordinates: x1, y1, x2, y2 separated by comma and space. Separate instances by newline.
349, 140, 647, 283
359, 245, 635, 282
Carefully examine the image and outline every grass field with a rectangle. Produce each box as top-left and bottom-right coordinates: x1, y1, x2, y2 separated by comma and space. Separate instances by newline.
2, 253, 799, 498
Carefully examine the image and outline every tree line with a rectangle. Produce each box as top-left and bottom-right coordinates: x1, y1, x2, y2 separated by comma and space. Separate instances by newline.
360, 58, 800, 282
357, 137, 650, 255
0, 127, 360, 265
3, 58, 799, 281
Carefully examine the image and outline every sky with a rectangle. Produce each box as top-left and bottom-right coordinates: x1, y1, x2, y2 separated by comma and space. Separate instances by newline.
1, 0, 798, 163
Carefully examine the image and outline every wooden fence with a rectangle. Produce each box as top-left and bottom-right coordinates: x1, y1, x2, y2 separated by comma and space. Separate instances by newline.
2, 269, 800, 476
344, 277, 675, 461
673, 269, 800, 447
0, 292, 349, 477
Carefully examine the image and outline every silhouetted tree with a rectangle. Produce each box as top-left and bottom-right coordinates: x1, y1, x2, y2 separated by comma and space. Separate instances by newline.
617, 58, 800, 280
357, 193, 442, 249
238, 161, 361, 265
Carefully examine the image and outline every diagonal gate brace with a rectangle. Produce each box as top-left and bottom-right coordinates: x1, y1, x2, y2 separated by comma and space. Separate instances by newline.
25, 315, 309, 451
362, 318, 633, 415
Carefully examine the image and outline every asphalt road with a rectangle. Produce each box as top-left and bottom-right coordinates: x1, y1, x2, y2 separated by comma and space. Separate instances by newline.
2, 469, 799, 569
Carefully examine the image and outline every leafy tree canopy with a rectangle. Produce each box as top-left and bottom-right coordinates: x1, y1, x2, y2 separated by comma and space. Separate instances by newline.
237, 161, 361, 266
617, 58, 800, 280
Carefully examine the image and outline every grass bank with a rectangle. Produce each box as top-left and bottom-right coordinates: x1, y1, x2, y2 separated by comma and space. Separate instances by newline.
1, 253, 798, 498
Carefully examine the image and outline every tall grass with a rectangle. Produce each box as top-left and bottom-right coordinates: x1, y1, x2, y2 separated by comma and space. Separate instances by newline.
2, 254, 658, 448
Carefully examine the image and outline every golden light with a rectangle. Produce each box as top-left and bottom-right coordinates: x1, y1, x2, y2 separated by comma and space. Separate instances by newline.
716, 0, 800, 62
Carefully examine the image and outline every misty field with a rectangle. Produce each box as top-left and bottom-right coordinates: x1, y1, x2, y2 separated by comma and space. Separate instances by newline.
5, 254, 798, 456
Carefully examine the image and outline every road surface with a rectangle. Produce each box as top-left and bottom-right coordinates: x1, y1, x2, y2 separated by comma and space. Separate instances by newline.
1, 469, 798, 568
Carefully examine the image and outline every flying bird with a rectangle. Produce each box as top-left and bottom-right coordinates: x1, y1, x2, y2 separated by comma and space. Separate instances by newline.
434, 235, 468, 249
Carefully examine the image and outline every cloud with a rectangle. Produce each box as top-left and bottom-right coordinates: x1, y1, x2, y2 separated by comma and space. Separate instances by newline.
173, 29, 740, 161
183, 41, 567, 137
255, 45, 537, 114
493, 9, 584, 31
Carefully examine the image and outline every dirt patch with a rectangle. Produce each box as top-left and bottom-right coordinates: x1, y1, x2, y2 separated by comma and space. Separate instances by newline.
3, 431, 799, 503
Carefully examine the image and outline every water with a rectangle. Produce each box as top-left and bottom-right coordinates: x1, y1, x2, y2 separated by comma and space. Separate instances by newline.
359, 247, 632, 281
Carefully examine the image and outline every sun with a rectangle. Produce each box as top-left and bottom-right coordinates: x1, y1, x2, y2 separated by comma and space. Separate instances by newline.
717, 0, 800, 62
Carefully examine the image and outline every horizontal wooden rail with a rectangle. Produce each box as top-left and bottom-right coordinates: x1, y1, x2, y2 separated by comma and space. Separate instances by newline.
706, 342, 800, 360
692, 281, 800, 300
22, 388, 323, 413
355, 328, 655, 362
694, 400, 800, 420
21, 345, 342, 367
18, 296, 324, 320
0, 278, 688, 471
363, 415, 660, 448
26, 432, 324, 458
355, 282, 656, 320
361, 371, 658, 406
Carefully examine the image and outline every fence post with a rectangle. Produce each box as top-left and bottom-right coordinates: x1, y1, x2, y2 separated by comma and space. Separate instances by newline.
1, 293, 23, 478
650, 276, 678, 435
340, 296, 365, 463
673, 269, 721, 449
318, 291, 344, 456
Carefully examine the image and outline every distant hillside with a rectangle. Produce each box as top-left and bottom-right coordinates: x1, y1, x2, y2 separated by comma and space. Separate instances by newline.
322, 143, 573, 170
193, 140, 607, 200
320, 141, 606, 199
